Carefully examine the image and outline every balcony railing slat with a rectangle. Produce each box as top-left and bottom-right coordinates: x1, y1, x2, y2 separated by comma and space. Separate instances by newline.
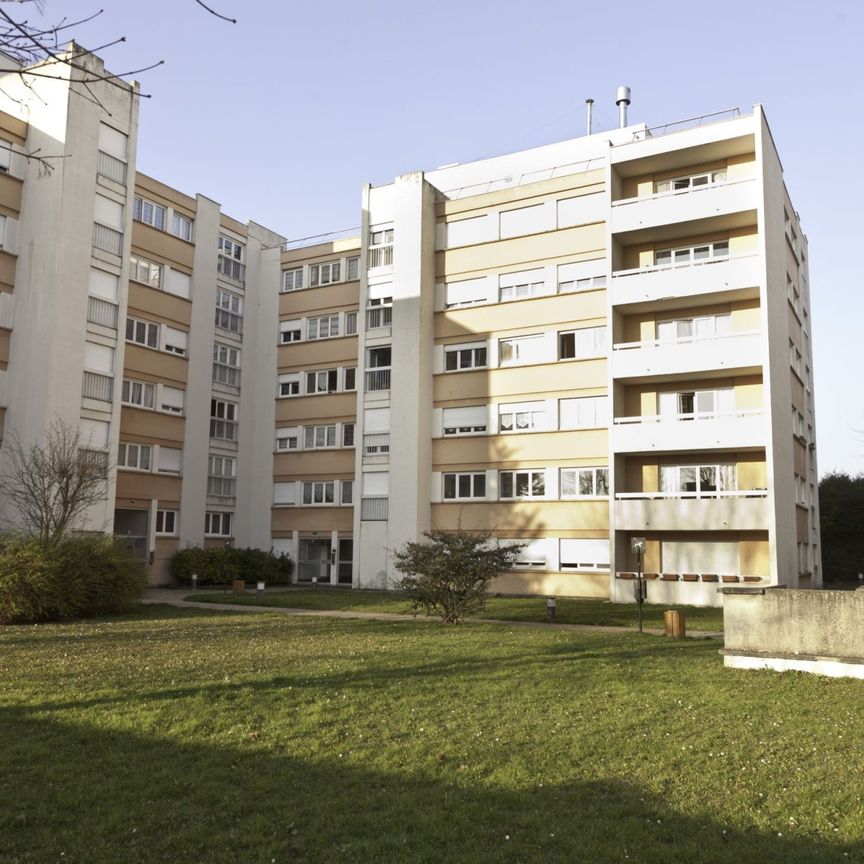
365, 368, 391, 391
360, 497, 388, 521
363, 433, 390, 455
87, 296, 119, 329
92, 223, 123, 256
365, 306, 392, 330
368, 245, 393, 269
82, 371, 113, 402
96, 150, 128, 184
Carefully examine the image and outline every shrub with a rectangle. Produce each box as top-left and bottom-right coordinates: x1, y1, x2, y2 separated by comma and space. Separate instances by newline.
394, 529, 524, 623
171, 547, 293, 586
0, 534, 147, 625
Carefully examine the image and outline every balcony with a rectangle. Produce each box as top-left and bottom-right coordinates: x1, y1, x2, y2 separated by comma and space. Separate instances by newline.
207, 476, 237, 498
366, 305, 392, 330
82, 371, 113, 402
361, 497, 388, 521
613, 409, 764, 453
611, 253, 760, 308
87, 296, 119, 329
92, 223, 123, 256
363, 433, 390, 456
209, 418, 238, 441
612, 330, 762, 381
217, 255, 245, 283
96, 150, 127, 185
368, 245, 393, 269
611, 178, 758, 234
615, 490, 769, 531
215, 308, 243, 334
365, 368, 391, 392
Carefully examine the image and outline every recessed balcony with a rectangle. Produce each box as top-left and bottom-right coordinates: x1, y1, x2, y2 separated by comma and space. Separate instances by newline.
612, 330, 762, 381
611, 253, 760, 308
611, 177, 758, 234
615, 490, 769, 531
613, 409, 765, 453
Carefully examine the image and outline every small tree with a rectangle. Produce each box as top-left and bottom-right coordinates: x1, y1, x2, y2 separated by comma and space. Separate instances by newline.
3, 419, 108, 542
394, 529, 523, 623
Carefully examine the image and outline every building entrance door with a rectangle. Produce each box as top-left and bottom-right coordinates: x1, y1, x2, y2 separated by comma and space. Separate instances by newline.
298, 539, 331, 583
113, 509, 149, 560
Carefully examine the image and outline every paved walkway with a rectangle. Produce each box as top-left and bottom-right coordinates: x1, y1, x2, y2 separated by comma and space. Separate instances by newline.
142, 589, 723, 640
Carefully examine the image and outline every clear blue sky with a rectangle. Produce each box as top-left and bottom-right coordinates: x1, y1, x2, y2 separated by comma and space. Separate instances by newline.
39, 0, 864, 476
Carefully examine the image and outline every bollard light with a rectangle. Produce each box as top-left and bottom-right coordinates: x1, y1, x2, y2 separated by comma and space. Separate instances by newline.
191, 573, 198, 591
546, 597, 557, 622
256, 581, 265, 599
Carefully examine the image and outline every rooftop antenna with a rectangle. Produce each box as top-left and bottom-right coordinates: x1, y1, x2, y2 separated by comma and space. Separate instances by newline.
616, 85, 631, 128
585, 98, 594, 135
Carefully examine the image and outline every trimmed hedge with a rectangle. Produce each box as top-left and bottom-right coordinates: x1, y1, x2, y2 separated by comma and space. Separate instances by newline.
171, 547, 293, 587
0, 534, 147, 625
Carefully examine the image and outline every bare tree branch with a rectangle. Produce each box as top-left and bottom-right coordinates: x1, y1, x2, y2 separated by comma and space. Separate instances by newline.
194, 0, 237, 24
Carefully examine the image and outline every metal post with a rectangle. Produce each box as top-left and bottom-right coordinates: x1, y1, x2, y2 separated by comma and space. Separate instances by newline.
637, 548, 644, 634
191, 573, 198, 591
546, 597, 556, 622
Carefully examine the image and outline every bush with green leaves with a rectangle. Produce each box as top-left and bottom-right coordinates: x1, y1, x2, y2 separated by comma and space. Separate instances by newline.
394, 529, 524, 623
0, 533, 147, 624
171, 547, 293, 586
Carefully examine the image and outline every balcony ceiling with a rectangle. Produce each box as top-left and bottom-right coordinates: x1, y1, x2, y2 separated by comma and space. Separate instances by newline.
613, 209, 757, 246
612, 134, 756, 176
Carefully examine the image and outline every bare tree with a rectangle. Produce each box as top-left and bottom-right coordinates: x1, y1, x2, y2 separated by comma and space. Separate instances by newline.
2, 419, 109, 542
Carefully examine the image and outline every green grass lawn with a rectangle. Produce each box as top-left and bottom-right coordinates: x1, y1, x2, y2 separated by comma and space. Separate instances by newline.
188, 587, 725, 631
2, 606, 862, 863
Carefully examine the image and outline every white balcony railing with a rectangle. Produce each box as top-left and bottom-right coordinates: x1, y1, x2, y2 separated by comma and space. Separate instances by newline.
614, 408, 763, 426
207, 476, 237, 498
361, 497, 388, 521
87, 296, 119, 329
217, 255, 245, 282
363, 433, 390, 455
215, 308, 243, 334
209, 418, 238, 441
96, 150, 127, 184
366, 306, 392, 330
615, 489, 767, 500
365, 368, 391, 391
368, 245, 393, 269
92, 223, 123, 256
614, 493, 770, 532
82, 371, 113, 402
613, 408, 765, 453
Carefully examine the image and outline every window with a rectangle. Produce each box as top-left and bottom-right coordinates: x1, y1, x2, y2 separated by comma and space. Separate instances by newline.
443, 472, 486, 500
213, 343, 240, 386
561, 467, 609, 498
215, 290, 243, 333
126, 317, 158, 349
282, 267, 304, 292
166, 269, 191, 299
162, 327, 188, 357
658, 388, 734, 421
304, 424, 337, 449
559, 396, 608, 429
444, 343, 487, 371
218, 235, 244, 261
346, 256, 360, 280
274, 482, 295, 505
218, 236, 245, 281
306, 369, 338, 394
345, 311, 358, 335
118, 442, 152, 471
308, 315, 340, 340
280, 319, 302, 343
558, 326, 606, 360
211, 399, 238, 440
499, 335, 546, 366
341, 480, 354, 505
366, 297, 393, 329
302, 481, 335, 505
344, 368, 356, 391
205, 512, 232, 537
276, 427, 298, 451
278, 373, 300, 397
657, 314, 731, 343
309, 260, 341, 287
499, 470, 546, 499
343, 423, 355, 447
442, 405, 487, 436
121, 379, 155, 409
498, 402, 546, 433
155, 510, 178, 535
0, 137, 12, 172
499, 269, 549, 302
499, 204, 548, 239
129, 255, 162, 289
160, 386, 184, 415
557, 262, 606, 293
653, 169, 727, 194
446, 278, 487, 309
133, 196, 166, 230
659, 464, 737, 497
171, 213, 193, 242
207, 455, 236, 497
158, 447, 182, 474
369, 229, 394, 268
560, 539, 609, 571
654, 240, 730, 267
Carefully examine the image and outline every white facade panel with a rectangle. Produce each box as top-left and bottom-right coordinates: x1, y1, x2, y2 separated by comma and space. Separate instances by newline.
84, 341, 114, 374
94, 194, 124, 230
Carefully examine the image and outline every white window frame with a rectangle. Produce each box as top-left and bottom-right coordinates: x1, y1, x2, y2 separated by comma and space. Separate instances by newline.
341, 479, 354, 505
278, 373, 300, 398
654, 240, 730, 268
282, 267, 304, 292
444, 343, 487, 372
205, 511, 233, 537
218, 235, 244, 262
653, 169, 727, 195
499, 470, 546, 500
559, 396, 608, 430
443, 472, 486, 501
309, 260, 341, 287
304, 424, 337, 450
129, 255, 162, 290
171, 212, 193, 242
210, 398, 238, 440
305, 369, 338, 395
498, 402, 547, 434
118, 442, 152, 471
558, 326, 606, 360
155, 510, 178, 536
133, 196, 166, 231
213, 343, 240, 386
560, 467, 609, 499
659, 463, 738, 497
280, 319, 302, 343
307, 314, 340, 340
499, 334, 546, 366
121, 378, 155, 409
126, 316, 159, 349
276, 427, 299, 451
301, 481, 336, 505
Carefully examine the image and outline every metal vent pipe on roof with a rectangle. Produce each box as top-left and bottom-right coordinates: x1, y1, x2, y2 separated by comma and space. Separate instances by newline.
585, 99, 594, 135
616, 85, 631, 128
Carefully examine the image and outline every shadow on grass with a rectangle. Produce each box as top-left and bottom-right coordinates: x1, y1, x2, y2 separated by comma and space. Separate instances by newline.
0, 703, 857, 864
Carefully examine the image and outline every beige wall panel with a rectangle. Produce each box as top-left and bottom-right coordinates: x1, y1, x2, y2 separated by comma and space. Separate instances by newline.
271, 508, 354, 533
734, 376, 763, 409
277, 337, 358, 369
115, 471, 182, 502
620, 530, 768, 574
128, 282, 192, 328
136, 173, 197, 215
629, 229, 757, 269
489, 570, 609, 598
438, 171, 605, 217
431, 500, 608, 532
791, 375, 805, 412
796, 507, 809, 542
220, 213, 247, 237
788, 306, 802, 348
436, 292, 606, 339
622, 375, 762, 416
434, 361, 607, 402
0, 251, 16, 292
131, 222, 194, 269
624, 154, 756, 199
623, 453, 766, 493
0, 173, 22, 215
124, 344, 188, 386
274, 449, 356, 476
275, 394, 358, 423
282, 238, 361, 267
737, 454, 767, 488
0, 326, 10, 369
0, 110, 27, 143
621, 298, 760, 343
739, 539, 769, 576
119, 406, 185, 444
432, 430, 608, 467
438, 224, 605, 278
793, 440, 807, 476
278, 282, 360, 316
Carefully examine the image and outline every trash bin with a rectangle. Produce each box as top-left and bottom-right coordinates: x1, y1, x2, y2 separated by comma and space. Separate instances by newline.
664, 609, 685, 638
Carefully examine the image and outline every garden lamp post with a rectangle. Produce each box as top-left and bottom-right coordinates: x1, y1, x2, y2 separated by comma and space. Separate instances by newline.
631, 536, 647, 634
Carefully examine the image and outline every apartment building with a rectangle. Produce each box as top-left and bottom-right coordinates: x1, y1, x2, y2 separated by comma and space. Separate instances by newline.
0, 44, 819, 604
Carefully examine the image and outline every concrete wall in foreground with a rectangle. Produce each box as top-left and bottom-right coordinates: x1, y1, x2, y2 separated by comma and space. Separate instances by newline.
722, 588, 864, 678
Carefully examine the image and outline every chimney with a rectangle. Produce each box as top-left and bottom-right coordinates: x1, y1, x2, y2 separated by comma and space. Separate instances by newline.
616, 85, 631, 128
585, 98, 594, 135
